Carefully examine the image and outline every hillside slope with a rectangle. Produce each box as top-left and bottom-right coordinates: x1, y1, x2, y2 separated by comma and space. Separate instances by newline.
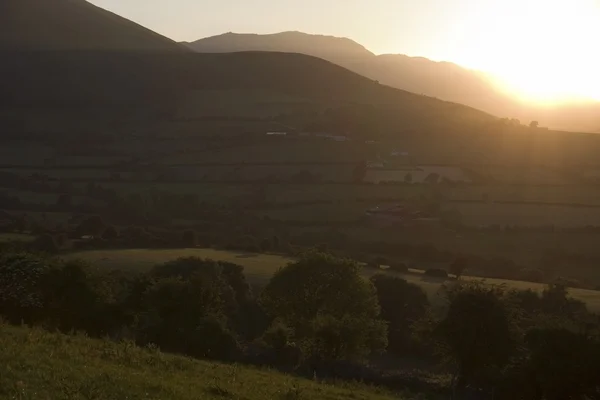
0, 0, 184, 51
186, 32, 600, 132
0, 324, 398, 400
0, 51, 496, 136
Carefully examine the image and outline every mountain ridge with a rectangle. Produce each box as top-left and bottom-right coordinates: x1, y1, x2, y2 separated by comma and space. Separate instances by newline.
186, 31, 600, 133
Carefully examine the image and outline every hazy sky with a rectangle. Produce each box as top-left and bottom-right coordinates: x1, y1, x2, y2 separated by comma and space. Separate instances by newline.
89, 0, 600, 101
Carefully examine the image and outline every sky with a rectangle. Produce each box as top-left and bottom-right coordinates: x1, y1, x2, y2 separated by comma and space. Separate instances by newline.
89, 0, 600, 103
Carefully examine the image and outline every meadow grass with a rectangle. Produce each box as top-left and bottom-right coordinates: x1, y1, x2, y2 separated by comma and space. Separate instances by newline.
67, 248, 600, 312
67, 248, 293, 285
0, 233, 36, 243
0, 323, 401, 400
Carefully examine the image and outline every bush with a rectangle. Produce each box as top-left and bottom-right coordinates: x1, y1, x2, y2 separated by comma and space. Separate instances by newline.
520, 268, 545, 283
260, 237, 272, 252
101, 225, 119, 240
423, 268, 448, 279
0, 252, 54, 323
32, 234, 59, 254
74, 215, 106, 237
182, 229, 197, 247
375, 256, 388, 266
389, 263, 409, 273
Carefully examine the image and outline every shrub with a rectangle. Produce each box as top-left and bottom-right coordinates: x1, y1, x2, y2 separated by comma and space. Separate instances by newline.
101, 225, 119, 240
389, 263, 409, 273
32, 234, 59, 254
424, 268, 448, 279
74, 215, 106, 237
182, 229, 197, 247
260, 237, 272, 252
0, 252, 54, 323
449, 257, 468, 279
520, 268, 545, 283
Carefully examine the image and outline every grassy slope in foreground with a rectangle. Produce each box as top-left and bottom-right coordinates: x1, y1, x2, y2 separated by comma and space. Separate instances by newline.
0, 324, 398, 400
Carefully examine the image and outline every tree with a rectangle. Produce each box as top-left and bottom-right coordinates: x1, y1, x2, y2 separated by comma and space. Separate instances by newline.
182, 229, 197, 247
260, 252, 387, 363
75, 215, 106, 237
371, 274, 429, 355
101, 225, 119, 240
529, 121, 539, 129
133, 269, 239, 359
516, 328, 600, 400
0, 252, 53, 323
32, 234, 59, 254
449, 257, 468, 279
434, 283, 516, 395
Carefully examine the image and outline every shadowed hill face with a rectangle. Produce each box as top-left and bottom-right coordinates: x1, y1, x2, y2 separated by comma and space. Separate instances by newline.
0, 51, 495, 136
0, 0, 185, 51
186, 32, 600, 133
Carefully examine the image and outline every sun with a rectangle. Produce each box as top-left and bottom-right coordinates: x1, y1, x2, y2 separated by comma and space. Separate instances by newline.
454, 0, 600, 104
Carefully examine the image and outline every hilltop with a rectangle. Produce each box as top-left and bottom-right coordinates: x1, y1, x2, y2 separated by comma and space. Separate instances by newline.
186, 31, 600, 132
0, 0, 185, 51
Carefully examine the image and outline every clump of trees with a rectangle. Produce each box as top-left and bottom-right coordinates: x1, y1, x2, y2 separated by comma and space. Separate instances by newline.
260, 252, 387, 365
0, 249, 599, 399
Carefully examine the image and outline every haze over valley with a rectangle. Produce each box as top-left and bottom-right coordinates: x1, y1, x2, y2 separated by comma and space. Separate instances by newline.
2, 1, 600, 399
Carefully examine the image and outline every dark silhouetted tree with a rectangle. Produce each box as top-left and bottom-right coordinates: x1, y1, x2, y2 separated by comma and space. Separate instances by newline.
260, 252, 387, 362
102, 225, 119, 240
371, 274, 429, 355
434, 283, 516, 395
182, 229, 197, 247
450, 257, 468, 279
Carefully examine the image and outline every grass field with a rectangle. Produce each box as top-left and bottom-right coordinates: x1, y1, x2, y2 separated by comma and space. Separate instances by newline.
67, 248, 600, 312
0, 233, 35, 243
68, 248, 294, 285
0, 323, 402, 400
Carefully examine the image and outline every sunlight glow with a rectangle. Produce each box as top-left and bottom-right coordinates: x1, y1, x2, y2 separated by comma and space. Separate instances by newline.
452, 0, 600, 104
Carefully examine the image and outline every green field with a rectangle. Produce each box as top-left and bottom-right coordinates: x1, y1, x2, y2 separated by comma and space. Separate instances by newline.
0, 323, 400, 400
67, 248, 600, 312
68, 248, 294, 285
0, 233, 35, 243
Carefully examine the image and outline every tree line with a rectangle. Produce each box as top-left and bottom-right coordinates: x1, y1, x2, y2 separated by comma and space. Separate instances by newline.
0, 249, 598, 398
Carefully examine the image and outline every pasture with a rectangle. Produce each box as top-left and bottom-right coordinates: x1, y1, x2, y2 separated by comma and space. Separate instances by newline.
67, 248, 600, 312
0, 233, 35, 243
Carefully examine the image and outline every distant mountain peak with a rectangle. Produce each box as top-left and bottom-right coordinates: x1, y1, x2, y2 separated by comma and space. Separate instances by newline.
185, 31, 374, 59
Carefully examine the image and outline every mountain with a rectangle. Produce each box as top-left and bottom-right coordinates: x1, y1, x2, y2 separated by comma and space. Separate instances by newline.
186, 32, 600, 133
183, 31, 373, 63
0, 51, 496, 134
0, 0, 185, 51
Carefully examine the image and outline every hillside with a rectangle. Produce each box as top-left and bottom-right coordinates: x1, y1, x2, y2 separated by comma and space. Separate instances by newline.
186, 32, 600, 133
0, 323, 398, 400
0, 0, 185, 51
0, 50, 496, 137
